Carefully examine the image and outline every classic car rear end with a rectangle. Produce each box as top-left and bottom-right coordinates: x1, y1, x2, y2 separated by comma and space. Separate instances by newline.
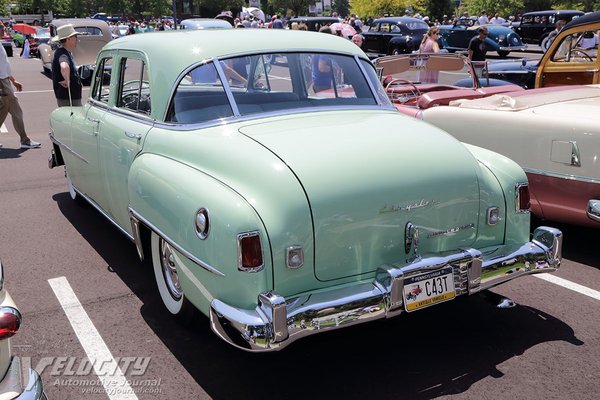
48, 29, 562, 351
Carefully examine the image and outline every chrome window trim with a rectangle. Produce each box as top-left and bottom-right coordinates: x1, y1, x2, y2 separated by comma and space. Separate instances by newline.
523, 167, 600, 185
129, 207, 225, 276
154, 105, 394, 131
213, 59, 240, 116
237, 231, 264, 273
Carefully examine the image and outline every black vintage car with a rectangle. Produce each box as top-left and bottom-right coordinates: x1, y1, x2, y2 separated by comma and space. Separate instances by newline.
361, 17, 429, 57
440, 17, 527, 57
514, 10, 584, 48
287, 16, 340, 32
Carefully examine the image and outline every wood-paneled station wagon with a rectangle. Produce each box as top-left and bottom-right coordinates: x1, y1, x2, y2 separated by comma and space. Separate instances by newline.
48, 29, 562, 351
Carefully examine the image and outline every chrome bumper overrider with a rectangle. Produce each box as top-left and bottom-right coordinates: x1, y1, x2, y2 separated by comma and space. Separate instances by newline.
210, 226, 562, 352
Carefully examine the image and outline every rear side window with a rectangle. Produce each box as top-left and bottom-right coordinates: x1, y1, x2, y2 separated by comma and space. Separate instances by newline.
167, 62, 233, 124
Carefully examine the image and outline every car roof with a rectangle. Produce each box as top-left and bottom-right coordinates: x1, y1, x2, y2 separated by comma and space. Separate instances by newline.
180, 18, 232, 29
564, 11, 600, 30
101, 29, 369, 118
372, 17, 425, 24
52, 18, 110, 28
522, 10, 585, 17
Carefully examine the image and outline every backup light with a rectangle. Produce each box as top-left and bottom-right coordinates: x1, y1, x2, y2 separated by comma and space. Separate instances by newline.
238, 231, 264, 272
487, 207, 500, 225
0, 307, 21, 340
286, 246, 304, 269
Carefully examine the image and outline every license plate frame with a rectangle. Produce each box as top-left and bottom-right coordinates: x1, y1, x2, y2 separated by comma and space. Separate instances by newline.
403, 266, 455, 312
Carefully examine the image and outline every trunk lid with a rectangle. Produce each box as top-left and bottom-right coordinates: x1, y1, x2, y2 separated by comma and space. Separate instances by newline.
239, 111, 482, 281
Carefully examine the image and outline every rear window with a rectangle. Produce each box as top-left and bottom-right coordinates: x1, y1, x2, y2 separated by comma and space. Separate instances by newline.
167, 52, 383, 125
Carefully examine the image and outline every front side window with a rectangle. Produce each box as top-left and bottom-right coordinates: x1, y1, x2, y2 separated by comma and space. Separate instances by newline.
91, 57, 112, 103
118, 58, 151, 115
168, 52, 382, 125
552, 30, 599, 63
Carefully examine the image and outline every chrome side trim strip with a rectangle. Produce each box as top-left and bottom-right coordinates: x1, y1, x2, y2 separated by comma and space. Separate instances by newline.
210, 226, 562, 352
71, 185, 134, 241
49, 135, 89, 164
523, 167, 600, 184
128, 207, 225, 277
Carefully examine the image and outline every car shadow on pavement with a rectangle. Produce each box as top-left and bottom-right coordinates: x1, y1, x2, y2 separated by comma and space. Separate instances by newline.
54, 192, 584, 400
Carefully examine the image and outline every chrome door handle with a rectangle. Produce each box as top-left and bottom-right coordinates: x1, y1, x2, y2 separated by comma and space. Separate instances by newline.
87, 118, 100, 123
125, 131, 142, 140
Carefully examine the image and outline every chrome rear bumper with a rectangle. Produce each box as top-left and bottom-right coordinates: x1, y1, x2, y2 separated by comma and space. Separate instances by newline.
210, 226, 562, 352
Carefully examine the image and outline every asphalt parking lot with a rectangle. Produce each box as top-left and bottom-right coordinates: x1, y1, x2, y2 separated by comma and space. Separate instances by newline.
0, 51, 598, 400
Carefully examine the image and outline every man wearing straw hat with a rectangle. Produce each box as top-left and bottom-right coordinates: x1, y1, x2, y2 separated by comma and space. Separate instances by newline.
52, 24, 83, 107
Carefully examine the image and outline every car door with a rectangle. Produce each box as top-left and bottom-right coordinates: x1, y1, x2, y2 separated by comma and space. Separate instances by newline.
67, 55, 113, 205
537, 26, 600, 88
363, 22, 380, 53
446, 21, 471, 49
378, 22, 394, 54
98, 52, 153, 231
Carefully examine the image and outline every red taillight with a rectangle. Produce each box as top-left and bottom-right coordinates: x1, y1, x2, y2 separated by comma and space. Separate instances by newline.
238, 232, 263, 272
517, 184, 531, 211
0, 308, 21, 340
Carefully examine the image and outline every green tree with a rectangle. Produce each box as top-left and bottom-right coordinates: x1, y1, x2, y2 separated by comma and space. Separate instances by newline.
415, 0, 454, 20
462, 0, 524, 18
554, 0, 600, 12
350, 0, 412, 20
333, 0, 350, 17
269, 0, 312, 17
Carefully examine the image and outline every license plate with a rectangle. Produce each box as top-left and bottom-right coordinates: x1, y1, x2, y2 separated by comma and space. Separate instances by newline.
403, 267, 455, 312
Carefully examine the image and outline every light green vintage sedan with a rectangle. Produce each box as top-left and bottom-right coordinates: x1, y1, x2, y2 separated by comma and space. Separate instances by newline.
48, 29, 563, 351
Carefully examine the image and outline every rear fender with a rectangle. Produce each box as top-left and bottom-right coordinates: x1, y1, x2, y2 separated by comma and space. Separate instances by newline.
128, 154, 272, 314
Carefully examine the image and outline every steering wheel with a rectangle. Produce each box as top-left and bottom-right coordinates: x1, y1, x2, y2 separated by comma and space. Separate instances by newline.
570, 49, 593, 62
385, 78, 421, 105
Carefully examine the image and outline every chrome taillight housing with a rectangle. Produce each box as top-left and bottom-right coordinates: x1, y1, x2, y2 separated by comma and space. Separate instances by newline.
516, 183, 531, 213
486, 207, 501, 225
237, 231, 264, 272
0, 307, 21, 340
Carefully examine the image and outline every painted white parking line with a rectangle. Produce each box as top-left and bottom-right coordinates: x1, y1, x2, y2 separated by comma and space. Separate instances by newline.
49, 277, 139, 400
1, 123, 6, 133
535, 273, 600, 301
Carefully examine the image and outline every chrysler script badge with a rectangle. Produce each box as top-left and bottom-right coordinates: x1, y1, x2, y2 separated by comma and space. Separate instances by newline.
405, 222, 419, 255
379, 199, 437, 214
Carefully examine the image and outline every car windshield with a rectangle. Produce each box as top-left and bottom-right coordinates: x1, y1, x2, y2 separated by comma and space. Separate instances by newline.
168, 52, 389, 124
375, 54, 477, 88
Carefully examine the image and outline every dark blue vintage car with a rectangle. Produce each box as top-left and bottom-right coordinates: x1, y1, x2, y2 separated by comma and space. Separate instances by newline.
440, 17, 527, 57
362, 17, 429, 57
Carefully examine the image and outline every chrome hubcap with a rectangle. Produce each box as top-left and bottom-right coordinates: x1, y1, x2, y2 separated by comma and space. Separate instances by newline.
159, 239, 182, 300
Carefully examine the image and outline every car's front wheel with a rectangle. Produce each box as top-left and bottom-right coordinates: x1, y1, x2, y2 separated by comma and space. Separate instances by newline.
151, 232, 196, 323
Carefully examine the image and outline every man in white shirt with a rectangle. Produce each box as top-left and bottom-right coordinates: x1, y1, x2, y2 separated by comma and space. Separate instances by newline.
490, 13, 506, 25
0, 45, 40, 149
478, 11, 489, 25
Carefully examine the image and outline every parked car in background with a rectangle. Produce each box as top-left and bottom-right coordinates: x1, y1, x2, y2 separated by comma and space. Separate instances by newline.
179, 18, 233, 30
514, 10, 584, 48
91, 13, 121, 23
362, 17, 429, 57
374, 53, 523, 117
0, 27, 13, 57
29, 27, 51, 57
535, 11, 599, 88
0, 259, 46, 399
287, 16, 340, 32
439, 17, 527, 57
38, 18, 112, 82
415, 86, 600, 228
48, 29, 563, 351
